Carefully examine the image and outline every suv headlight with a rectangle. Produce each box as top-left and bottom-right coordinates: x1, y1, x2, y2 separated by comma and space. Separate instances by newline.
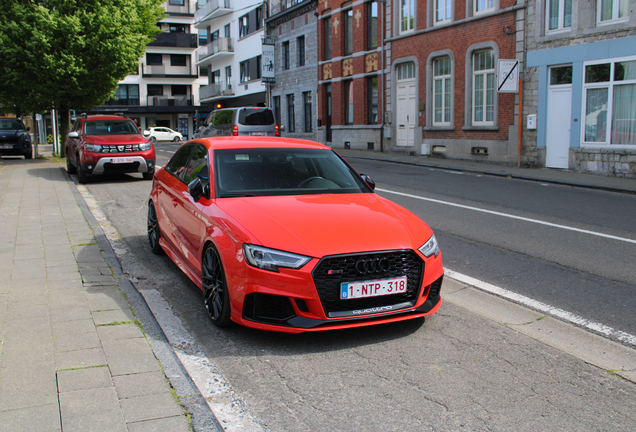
84, 143, 102, 153
419, 234, 440, 258
139, 141, 152, 151
243, 244, 311, 272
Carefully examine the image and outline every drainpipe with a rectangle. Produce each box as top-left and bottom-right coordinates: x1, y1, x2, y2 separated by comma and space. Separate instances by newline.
379, 0, 386, 152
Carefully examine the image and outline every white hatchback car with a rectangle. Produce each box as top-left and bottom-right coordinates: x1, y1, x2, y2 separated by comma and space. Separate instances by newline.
143, 127, 184, 142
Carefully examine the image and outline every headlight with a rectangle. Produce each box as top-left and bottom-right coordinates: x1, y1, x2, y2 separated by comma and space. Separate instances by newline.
139, 141, 152, 151
419, 234, 440, 258
84, 143, 101, 153
243, 244, 311, 272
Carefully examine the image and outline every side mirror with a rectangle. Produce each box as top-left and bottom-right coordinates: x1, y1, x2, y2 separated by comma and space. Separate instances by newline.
26, 127, 31, 132
360, 174, 375, 190
67, 131, 79, 138
188, 177, 203, 202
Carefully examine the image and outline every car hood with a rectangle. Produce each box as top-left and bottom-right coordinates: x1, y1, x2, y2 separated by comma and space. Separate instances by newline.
83, 134, 148, 144
216, 193, 433, 258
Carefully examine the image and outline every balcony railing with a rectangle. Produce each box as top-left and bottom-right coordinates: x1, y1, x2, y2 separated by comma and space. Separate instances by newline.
195, 0, 232, 23
199, 82, 234, 100
196, 38, 233, 62
147, 96, 192, 106
142, 64, 199, 78
149, 32, 198, 48
270, 0, 304, 16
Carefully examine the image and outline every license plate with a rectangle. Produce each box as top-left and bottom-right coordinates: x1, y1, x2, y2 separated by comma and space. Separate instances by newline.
341, 276, 407, 300
0, 145, 13, 149
108, 157, 134, 164
250, 132, 266, 136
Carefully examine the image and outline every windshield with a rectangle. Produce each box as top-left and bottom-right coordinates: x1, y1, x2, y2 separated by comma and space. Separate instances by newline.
0, 119, 25, 130
214, 148, 371, 198
84, 120, 139, 135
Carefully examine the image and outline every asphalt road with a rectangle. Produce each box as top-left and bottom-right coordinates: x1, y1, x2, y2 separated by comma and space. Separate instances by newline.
77, 146, 636, 431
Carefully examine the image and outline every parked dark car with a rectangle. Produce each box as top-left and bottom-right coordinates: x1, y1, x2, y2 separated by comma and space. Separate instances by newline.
0, 118, 32, 159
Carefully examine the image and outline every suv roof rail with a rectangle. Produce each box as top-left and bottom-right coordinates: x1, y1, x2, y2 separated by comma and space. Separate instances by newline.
81, 113, 88, 119
113, 112, 129, 119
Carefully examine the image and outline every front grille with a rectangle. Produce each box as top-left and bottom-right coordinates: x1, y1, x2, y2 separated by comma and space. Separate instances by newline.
312, 250, 424, 316
0, 137, 19, 144
243, 293, 296, 324
100, 144, 141, 153
103, 162, 140, 172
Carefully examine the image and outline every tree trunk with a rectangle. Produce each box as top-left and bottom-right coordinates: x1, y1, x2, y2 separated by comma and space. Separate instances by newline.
59, 106, 70, 158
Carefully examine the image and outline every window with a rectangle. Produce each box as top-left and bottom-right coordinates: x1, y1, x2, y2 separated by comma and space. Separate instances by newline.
297, 36, 305, 67
211, 69, 220, 83
368, 77, 378, 124
345, 80, 354, 124
434, 57, 452, 125
224, 24, 231, 38
107, 84, 139, 106
239, 14, 249, 38
240, 61, 250, 83
474, 0, 494, 14
169, 0, 185, 5
182, 145, 210, 198
198, 29, 208, 46
435, 0, 452, 25
210, 30, 219, 41
225, 66, 232, 89
583, 58, 636, 145
200, 65, 208, 78
256, 7, 263, 30
546, 0, 572, 32
274, 96, 281, 127
472, 50, 495, 125
598, 0, 629, 24
368, 2, 378, 50
256, 56, 262, 79
283, 41, 290, 70
146, 53, 162, 65
324, 17, 332, 60
171, 55, 187, 66
287, 94, 296, 132
397, 62, 415, 80
170, 24, 187, 33
172, 85, 187, 96
344, 10, 353, 55
401, 0, 415, 33
147, 84, 163, 96
303, 92, 313, 132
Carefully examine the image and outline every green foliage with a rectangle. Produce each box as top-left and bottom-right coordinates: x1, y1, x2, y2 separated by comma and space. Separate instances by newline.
0, 0, 165, 115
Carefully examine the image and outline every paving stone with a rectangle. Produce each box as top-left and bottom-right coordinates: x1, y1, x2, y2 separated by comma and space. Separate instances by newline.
46, 279, 84, 291
12, 269, 47, 280
60, 409, 127, 432
59, 386, 121, 417
120, 392, 184, 423
4, 315, 50, 333
3, 328, 52, 348
1, 343, 54, 368
49, 306, 93, 323
48, 294, 88, 310
113, 370, 172, 399
102, 338, 161, 376
92, 308, 135, 326
0, 373, 58, 411
126, 415, 191, 432
0, 403, 61, 432
47, 271, 82, 282
56, 366, 112, 393
82, 275, 117, 283
5, 303, 49, 320
86, 292, 130, 312
51, 318, 95, 337
96, 323, 145, 341
55, 347, 107, 371
53, 331, 101, 353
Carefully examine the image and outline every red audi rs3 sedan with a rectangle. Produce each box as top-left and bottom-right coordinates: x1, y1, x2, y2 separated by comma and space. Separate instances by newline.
147, 137, 444, 333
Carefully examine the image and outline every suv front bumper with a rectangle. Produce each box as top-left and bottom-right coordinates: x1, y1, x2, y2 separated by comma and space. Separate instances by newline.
83, 157, 155, 175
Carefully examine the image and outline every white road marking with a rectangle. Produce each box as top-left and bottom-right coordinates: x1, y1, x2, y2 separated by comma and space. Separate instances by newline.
377, 188, 636, 245
446, 269, 636, 347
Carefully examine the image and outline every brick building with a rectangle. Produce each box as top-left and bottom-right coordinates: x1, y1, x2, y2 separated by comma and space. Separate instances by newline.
266, 0, 319, 139
523, 0, 636, 177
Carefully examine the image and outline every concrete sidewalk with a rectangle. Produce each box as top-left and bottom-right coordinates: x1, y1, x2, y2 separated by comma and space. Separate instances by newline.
0, 159, 220, 432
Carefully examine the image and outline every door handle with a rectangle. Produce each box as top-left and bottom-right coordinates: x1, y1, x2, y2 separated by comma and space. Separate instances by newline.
172, 199, 178, 207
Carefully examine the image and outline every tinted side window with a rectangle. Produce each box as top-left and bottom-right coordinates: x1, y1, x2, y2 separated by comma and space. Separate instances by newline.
183, 144, 210, 198
239, 109, 275, 125
214, 110, 235, 126
166, 144, 195, 181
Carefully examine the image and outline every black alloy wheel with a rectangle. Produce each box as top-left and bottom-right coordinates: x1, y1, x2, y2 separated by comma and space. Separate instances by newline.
147, 202, 163, 255
202, 245, 231, 326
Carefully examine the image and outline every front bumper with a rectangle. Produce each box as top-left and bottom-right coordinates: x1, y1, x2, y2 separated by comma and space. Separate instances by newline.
82, 157, 155, 175
0, 142, 32, 156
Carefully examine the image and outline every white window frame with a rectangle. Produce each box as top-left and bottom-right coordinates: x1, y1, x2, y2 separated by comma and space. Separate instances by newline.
435, 0, 452, 26
581, 55, 636, 148
400, 0, 416, 34
472, 50, 495, 126
597, 0, 630, 25
545, 0, 572, 33
433, 57, 452, 126
474, 0, 494, 15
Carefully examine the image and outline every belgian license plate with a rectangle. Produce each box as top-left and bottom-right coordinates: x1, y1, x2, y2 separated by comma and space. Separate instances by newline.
109, 157, 134, 164
250, 132, 266, 136
0, 145, 13, 149
341, 276, 407, 300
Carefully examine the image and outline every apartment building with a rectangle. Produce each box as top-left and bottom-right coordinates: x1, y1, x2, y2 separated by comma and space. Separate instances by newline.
523, 0, 636, 176
266, 0, 319, 139
91, 1, 207, 139
195, 0, 268, 111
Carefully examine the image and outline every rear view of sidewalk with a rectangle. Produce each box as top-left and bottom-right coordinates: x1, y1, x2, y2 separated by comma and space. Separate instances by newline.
0, 160, 193, 432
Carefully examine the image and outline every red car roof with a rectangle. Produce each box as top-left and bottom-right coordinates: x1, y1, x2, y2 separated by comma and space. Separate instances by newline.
196, 136, 331, 151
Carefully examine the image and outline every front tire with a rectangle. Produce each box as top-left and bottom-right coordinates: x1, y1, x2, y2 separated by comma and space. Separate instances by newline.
142, 168, 154, 180
66, 154, 77, 174
77, 164, 89, 184
147, 202, 163, 255
173, 136, 181, 142
202, 245, 231, 326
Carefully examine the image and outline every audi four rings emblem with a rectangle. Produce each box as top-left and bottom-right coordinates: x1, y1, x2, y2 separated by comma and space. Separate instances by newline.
355, 257, 390, 275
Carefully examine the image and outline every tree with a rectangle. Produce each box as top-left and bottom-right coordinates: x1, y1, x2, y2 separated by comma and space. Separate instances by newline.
0, 0, 164, 156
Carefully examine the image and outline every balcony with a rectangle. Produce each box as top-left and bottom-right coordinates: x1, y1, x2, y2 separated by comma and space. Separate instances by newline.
269, 0, 304, 16
196, 38, 233, 63
147, 96, 192, 106
148, 32, 198, 48
199, 82, 234, 100
195, 0, 232, 25
142, 64, 199, 78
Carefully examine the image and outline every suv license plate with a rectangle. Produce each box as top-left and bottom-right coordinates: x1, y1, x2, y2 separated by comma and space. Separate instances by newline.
250, 132, 266, 136
0, 145, 13, 149
109, 157, 134, 164
341, 276, 407, 300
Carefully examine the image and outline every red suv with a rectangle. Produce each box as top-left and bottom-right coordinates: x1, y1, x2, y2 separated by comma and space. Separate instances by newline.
66, 114, 156, 183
